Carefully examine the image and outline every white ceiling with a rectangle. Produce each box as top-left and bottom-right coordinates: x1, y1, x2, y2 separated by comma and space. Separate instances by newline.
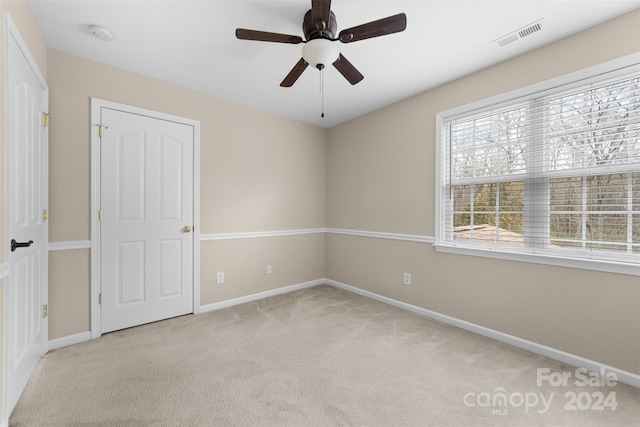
27, 0, 639, 128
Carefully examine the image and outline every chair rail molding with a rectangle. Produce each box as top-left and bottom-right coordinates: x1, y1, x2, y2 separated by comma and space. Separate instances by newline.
48, 241, 91, 251
201, 228, 435, 244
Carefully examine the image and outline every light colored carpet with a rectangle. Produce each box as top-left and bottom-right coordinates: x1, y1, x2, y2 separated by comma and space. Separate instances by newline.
9, 284, 640, 426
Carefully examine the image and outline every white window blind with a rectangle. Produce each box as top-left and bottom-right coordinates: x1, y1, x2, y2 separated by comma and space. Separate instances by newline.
438, 62, 640, 269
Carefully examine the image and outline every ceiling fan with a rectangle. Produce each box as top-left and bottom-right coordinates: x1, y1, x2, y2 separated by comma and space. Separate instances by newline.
235, 0, 407, 87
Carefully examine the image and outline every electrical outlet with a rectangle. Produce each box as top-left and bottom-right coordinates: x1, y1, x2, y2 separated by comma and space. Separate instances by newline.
403, 272, 412, 285
266, 265, 272, 274
216, 272, 224, 284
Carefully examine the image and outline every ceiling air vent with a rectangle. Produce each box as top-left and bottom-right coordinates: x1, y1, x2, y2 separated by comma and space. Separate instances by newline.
519, 22, 542, 38
497, 33, 519, 47
494, 19, 543, 47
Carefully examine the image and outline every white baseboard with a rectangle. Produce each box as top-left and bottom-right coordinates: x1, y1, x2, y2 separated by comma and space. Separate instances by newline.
48, 331, 91, 351
198, 279, 324, 313
326, 279, 640, 389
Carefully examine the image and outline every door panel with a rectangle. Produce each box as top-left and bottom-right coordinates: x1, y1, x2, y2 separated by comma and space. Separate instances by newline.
5, 22, 49, 416
101, 109, 194, 333
119, 131, 146, 221
12, 258, 28, 359
118, 242, 146, 305
159, 239, 182, 298
160, 136, 183, 220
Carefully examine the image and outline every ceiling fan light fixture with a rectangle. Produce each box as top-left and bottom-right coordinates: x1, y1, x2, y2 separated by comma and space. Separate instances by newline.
236, 2, 407, 87
302, 38, 339, 70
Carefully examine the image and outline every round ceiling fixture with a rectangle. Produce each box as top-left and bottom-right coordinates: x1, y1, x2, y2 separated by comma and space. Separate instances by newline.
89, 25, 113, 42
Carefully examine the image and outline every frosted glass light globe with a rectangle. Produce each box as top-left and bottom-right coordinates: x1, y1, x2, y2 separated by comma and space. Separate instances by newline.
302, 39, 339, 69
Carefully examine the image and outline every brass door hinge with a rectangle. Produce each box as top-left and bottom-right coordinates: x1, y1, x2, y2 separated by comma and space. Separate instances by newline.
93, 123, 106, 138
98, 209, 103, 221
92, 123, 109, 138
42, 113, 49, 127
42, 304, 48, 318
43, 209, 48, 223
97, 124, 109, 138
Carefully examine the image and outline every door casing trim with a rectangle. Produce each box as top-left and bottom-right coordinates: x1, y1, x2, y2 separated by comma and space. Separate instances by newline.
90, 98, 201, 339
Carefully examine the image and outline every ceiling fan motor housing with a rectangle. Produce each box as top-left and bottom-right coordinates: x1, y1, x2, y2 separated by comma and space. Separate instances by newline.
303, 10, 338, 41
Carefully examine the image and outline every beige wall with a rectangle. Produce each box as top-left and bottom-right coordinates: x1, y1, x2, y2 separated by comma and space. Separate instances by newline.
47, 49, 327, 339
201, 233, 325, 304
326, 10, 640, 375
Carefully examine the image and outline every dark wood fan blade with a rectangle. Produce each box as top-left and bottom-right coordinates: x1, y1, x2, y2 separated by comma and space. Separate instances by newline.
280, 58, 309, 87
332, 54, 364, 85
338, 13, 407, 43
311, 0, 332, 31
236, 28, 303, 44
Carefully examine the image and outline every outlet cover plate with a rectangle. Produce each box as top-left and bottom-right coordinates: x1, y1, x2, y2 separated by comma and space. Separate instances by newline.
403, 272, 411, 285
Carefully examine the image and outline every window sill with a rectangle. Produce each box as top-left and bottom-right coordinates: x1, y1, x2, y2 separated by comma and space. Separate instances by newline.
434, 243, 640, 276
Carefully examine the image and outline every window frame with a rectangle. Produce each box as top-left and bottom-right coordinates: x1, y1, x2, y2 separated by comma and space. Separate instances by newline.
434, 54, 640, 276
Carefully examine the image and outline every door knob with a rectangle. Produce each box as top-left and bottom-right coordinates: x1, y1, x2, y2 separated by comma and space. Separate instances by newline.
11, 239, 33, 252
183, 226, 192, 233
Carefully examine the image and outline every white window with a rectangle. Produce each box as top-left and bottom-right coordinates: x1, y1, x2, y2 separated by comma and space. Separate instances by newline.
435, 56, 640, 275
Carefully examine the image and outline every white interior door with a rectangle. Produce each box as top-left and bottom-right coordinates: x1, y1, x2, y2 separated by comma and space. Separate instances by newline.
100, 108, 194, 333
4, 14, 49, 417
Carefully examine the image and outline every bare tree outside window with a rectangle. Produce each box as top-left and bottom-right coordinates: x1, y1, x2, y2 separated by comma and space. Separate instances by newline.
446, 75, 640, 258
547, 77, 640, 253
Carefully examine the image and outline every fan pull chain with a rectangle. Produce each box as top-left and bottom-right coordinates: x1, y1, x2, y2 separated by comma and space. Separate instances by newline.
320, 68, 325, 118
